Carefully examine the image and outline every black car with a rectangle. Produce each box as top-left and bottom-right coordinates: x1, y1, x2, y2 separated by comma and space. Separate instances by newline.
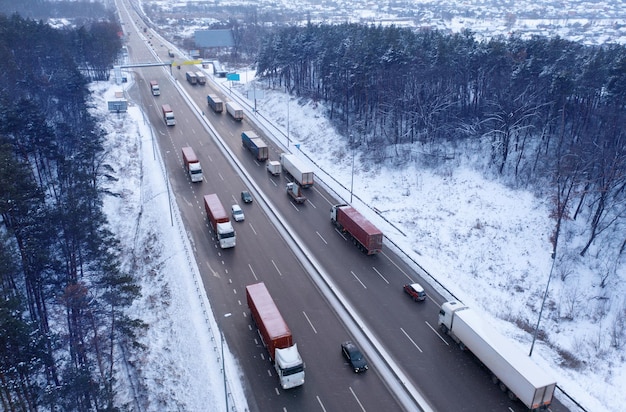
341, 341, 368, 373
241, 190, 253, 203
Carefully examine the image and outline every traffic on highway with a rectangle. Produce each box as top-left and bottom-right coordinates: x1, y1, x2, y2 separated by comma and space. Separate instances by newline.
116, 0, 567, 410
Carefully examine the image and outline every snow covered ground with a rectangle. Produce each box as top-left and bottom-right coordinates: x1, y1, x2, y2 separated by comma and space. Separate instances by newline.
90, 62, 624, 410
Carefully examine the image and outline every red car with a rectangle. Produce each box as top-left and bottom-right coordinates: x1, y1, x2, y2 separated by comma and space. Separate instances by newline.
403, 283, 426, 301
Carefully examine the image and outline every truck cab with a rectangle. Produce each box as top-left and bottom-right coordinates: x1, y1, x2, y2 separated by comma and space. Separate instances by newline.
275, 345, 305, 389
149, 80, 160, 96
438, 301, 468, 336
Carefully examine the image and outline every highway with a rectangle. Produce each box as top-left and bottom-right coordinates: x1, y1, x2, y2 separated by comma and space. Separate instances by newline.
118, 0, 569, 411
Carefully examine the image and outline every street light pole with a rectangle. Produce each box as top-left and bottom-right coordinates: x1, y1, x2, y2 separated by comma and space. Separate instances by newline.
529, 248, 556, 357
350, 134, 355, 203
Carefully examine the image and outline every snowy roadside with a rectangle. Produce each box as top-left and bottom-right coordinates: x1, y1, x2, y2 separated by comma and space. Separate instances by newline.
90, 79, 249, 411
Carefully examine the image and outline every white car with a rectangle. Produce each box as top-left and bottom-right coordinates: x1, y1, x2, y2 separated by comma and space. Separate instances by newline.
231, 204, 245, 222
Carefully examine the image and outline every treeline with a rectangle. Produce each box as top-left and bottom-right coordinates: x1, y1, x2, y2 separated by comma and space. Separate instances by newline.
0, 14, 142, 411
257, 23, 626, 259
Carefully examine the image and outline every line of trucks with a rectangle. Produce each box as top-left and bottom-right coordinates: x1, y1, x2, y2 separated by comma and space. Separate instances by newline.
180, 147, 236, 249
152, 87, 557, 409
246, 282, 305, 390
239, 134, 312, 204
206, 94, 243, 121
185, 71, 207, 85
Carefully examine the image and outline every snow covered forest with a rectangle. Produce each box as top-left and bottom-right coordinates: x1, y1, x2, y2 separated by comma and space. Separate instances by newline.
0, 14, 144, 410
256, 24, 626, 262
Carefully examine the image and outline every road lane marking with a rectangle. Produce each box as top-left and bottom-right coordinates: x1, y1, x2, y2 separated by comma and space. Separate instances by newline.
316, 395, 327, 412
248, 263, 258, 281
381, 250, 412, 281
351, 271, 367, 289
425, 321, 449, 345
334, 227, 348, 240
313, 185, 332, 206
316, 231, 328, 244
272, 259, 283, 277
372, 266, 389, 284
205, 261, 219, 277
349, 386, 366, 412
249, 222, 257, 235
303, 311, 318, 334
400, 327, 423, 353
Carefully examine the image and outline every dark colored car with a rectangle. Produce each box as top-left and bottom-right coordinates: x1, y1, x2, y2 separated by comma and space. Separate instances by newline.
403, 283, 427, 301
341, 341, 368, 373
241, 190, 253, 203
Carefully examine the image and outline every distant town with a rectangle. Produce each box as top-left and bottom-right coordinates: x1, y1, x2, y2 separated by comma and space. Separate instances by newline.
152, 0, 626, 45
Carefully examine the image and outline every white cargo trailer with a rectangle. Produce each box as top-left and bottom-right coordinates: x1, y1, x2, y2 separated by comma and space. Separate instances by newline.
279, 153, 314, 188
438, 301, 556, 410
226, 101, 244, 121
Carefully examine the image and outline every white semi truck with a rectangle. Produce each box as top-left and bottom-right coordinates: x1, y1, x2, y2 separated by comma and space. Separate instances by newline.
246, 282, 305, 389
438, 301, 556, 410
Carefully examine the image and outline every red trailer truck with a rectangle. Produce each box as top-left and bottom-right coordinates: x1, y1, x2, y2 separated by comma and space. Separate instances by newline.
203, 194, 236, 248
181, 147, 203, 183
246, 282, 305, 389
161, 104, 175, 126
330, 204, 383, 254
241, 131, 268, 161
149, 80, 160, 96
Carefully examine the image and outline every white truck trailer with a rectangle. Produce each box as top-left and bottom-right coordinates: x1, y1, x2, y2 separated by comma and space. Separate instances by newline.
438, 301, 556, 410
279, 153, 314, 188
226, 101, 244, 121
